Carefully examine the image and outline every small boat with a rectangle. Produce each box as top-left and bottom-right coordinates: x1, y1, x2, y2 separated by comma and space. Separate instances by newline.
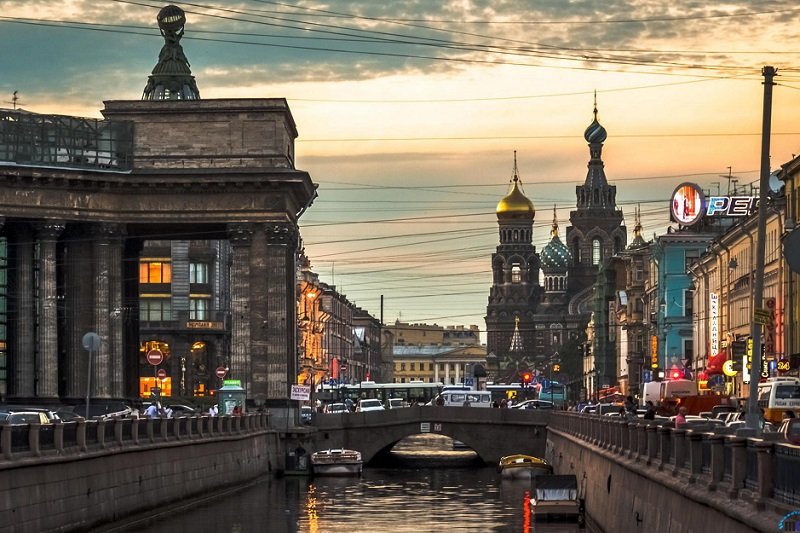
497, 454, 553, 480
310, 448, 363, 476
530, 474, 582, 523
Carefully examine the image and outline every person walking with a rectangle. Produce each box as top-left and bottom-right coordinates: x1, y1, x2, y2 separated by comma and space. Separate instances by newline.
144, 403, 159, 419
675, 406, 688, 428
208, 404, 218, 417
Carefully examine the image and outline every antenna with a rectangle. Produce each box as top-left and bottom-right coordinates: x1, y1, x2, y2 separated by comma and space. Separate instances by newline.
4, 90, 22, 110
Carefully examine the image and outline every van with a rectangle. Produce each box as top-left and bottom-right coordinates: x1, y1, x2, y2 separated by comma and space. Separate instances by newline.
659, 379, 697, 402
642, 381, 660, 406
438, 390, 492, 408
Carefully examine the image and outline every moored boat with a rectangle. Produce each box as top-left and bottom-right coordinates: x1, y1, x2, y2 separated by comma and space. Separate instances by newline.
311, 448, 363, 476
497, 454, 553, 480
530, 474, 582, 523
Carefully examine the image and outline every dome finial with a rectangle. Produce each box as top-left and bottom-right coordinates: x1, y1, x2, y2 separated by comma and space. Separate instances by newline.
550, 205, 559, 238
593, 90, 598, 121
512, 150, 519, 183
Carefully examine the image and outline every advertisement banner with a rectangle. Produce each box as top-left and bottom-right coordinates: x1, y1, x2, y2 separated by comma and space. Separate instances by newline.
710, 292, 719, 355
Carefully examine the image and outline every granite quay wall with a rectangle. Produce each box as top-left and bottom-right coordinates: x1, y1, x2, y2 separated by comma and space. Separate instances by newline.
0, 414, 280, 533
547, 412, 799, 533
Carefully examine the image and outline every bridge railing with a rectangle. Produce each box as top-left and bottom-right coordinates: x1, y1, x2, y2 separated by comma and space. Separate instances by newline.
550, 411, 798, 512
0, 413, 269, 462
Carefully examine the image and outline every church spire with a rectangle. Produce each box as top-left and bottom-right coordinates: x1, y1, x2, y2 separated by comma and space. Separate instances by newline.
550, 205, 559, 238
576, 95, 616, 211
509, 316, 524, 353
142, 5, 201, 101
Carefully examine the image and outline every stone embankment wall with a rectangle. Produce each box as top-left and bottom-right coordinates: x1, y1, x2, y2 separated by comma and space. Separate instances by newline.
547, 412, 797, 533
0, 414, 280, 533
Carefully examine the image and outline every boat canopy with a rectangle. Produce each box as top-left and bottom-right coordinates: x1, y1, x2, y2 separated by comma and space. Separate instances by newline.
533, 475, 578, 501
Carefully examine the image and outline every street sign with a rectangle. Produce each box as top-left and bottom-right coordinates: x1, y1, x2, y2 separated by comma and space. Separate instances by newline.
146, 349, 164, 366
681, 358, 690, 367
328, 378, 337, 386
754, 308, 771, 325
215, 366, 227, 379
157, 368, 167, 379
290, 385, 310, 401
464, 378, 474, 387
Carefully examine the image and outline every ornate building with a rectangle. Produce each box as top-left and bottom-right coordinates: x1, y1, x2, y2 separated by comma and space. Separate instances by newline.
486, 103, 627, 393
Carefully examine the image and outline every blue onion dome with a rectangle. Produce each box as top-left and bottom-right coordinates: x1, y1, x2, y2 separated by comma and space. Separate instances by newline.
541, 207, 572, 270
496, 152, 535, 219
583, 101, 607, 144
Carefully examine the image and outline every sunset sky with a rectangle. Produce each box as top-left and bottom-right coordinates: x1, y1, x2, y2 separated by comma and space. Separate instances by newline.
3, 1, 800, 336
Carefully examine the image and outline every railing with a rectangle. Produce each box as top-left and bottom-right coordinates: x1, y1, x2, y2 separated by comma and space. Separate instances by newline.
550, 412, 797, 511
0, 413, 269, 462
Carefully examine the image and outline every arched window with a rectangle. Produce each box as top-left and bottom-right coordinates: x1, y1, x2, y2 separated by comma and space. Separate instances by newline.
592, 239, 602, 265
511, 264, 521, 283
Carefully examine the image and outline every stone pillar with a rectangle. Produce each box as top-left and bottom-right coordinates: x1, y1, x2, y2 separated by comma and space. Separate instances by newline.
687, 431, 704, 483
636, 424, 648, 461
35, 221, 65, 399
627, 423, 638, 458
646, 424, 658, 465
263, 222, 299, 404
92, 224, 116, 398
63, 226, 94, 399
727, 437, 747, 499
8, 223, 35, 399
671, 428, 687, 475
228, 224, 253, 395
706, 434, 725, 490
658, 426, 672, 470
107, 225, 125, 398
754, 440, 775, 508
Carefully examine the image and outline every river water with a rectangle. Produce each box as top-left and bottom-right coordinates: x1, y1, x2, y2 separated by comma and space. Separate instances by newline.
111, 434, 594, 533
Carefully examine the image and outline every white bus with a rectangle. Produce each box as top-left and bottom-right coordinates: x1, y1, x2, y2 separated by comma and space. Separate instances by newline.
757, 377, 800, 424
436, 390, 492, 408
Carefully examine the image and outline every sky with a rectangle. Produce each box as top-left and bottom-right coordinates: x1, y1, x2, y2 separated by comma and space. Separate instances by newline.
3, 1, 800, 340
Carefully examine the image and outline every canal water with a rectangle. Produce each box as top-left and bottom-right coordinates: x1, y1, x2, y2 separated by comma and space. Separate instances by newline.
108, 435, 594, 533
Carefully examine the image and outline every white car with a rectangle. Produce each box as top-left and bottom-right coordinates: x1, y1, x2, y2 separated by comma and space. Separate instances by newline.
356, 399, 385, 412
386, 398, 406, 409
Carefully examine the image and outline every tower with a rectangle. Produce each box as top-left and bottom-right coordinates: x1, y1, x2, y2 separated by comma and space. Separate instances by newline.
485, 153, 541, 368
565, 97, 626, 301
541, 206, 572, 307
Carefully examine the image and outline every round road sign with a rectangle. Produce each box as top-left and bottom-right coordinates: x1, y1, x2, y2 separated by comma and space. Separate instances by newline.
215, 366, 227, 379
157, 368, 167, 379
146, 349, 164, 366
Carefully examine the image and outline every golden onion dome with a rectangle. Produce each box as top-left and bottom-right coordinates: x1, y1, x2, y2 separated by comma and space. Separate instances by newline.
496, 175, 535, 219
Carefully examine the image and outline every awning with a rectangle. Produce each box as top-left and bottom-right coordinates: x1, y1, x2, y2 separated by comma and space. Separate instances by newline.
706, 351, 728, 375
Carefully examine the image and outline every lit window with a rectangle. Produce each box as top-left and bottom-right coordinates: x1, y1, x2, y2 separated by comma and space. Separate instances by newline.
189, 262, 209, 284
140, 261, 171, 284
511, 264, 521, 283
592, 239, 602, 265
189, 298, 209, 320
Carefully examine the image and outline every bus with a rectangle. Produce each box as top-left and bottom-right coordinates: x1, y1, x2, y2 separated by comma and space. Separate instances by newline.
319, 381, 443, 407
486, 383, 537, 404
757, 377, 800, 424
539, 382, 567, 408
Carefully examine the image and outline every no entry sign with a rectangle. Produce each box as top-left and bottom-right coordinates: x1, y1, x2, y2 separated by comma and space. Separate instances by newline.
146, 349, 164, 366
215, 366, 227, 379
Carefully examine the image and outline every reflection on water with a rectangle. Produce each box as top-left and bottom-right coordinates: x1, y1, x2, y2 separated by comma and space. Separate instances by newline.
116, 434, 591, 533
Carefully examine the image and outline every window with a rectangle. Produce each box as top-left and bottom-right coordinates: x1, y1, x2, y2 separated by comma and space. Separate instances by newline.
684, 290, 694, 318
189, 262, 208, 284
140, 261, 171, 284
685, 250, 700, 272
189, 298, 209, 320
511, 264, 521, 283
592, 239, 602, 265
140, 299, 172, 321
410, 362, 415, 371
684, 340, 694, 364
401, 363, 406, 371
429, 363, 434, 371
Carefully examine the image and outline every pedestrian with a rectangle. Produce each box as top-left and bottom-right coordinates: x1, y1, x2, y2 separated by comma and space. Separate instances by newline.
208, 404, 218, 417
675, 406, 688, 428
462, 397, 472, 407
499, 398, 508, 409
643, 400, 656, 420
783, 410, 797, 420
164, 405, 174, 418
232, 405, 242, 416
144, 402, 159, 418
435, 395, 445, 407
491, 400, 499, 408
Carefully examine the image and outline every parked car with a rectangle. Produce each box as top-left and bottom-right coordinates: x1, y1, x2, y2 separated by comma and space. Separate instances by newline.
325, 403, 349, 414
71, 401, 133, 420
0, 406, 59, 423
386, 398, 407, 409
0, 410, 52, 424
356, 399, 385, 412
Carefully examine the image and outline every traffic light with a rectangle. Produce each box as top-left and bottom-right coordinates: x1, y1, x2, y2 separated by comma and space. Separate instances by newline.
522, 372, 532, 386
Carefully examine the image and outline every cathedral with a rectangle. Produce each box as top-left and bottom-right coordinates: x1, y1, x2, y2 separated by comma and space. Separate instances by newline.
485, 102, 626, 386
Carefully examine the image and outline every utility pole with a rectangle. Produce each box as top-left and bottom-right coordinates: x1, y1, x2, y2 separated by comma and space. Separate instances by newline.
746, 65, 777, 432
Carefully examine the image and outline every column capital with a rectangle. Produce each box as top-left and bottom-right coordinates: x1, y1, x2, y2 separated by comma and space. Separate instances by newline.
36, 220, 66, 241
91, 222, 125, 241
227, 223, 253, 247
265, 221, 298, 247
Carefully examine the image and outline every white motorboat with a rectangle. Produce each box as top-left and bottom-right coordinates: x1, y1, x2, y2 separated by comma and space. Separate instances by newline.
311, 449, 363, 476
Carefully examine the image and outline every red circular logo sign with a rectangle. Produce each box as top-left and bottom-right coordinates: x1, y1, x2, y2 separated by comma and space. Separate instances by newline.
215, 367, 227, 379
670, 183, 705, 226
157, 368, 167, 379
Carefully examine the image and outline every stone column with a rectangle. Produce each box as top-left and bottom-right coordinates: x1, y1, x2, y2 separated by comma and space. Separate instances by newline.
646, 424, 658, 465
35, 221, 65, 399
671, 428, 687, 475
687, 431, 704, 483
263, 222, 299, 404
636, 424, 648, 461
706, 434, 725, 490
106, 225, 125, 398
91, 224, 117, 398
8, 223, 35, 399
228, 224, 252, 394
726, 437, 747, 499
754, 440, 775, 508
658, 426, 672, 470
63, 226, 94, 399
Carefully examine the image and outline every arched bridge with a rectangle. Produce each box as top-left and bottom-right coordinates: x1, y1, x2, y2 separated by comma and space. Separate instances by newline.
306, 406, 551, 464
